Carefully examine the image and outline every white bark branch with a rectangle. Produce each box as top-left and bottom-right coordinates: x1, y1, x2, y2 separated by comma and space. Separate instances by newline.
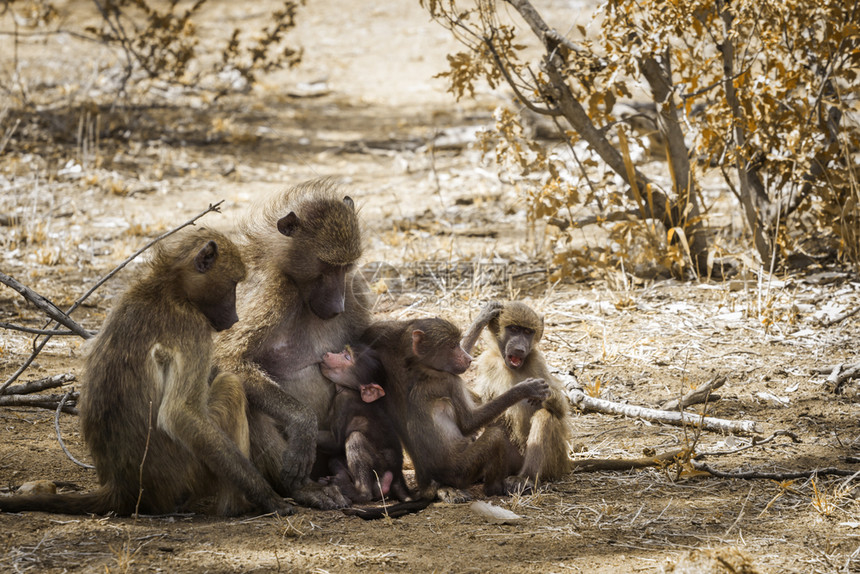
568, 389, 760, 435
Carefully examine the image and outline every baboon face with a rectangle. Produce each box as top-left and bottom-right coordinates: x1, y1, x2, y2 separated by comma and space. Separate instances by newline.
277, 196, 361, 321
411, 319, 472, 375
501, 324, 536, 370
185, 240, 246, 332
320, 345, 385, 403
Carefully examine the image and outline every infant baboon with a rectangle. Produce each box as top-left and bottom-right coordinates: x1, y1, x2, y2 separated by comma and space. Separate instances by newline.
0, 228, 292, 516
462, 301, 572, 482
362, 318, 550, 499
215, 180, 369, 509
319, 344, 411, 503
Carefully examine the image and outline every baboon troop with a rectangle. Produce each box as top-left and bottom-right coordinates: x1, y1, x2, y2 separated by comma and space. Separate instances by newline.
0, 180, 575, 519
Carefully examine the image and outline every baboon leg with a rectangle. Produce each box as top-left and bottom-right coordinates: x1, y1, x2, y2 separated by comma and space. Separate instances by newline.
247, 411, 350, 510
440, 426, 509, 496
208, 373, 253, 515
345, 432, 376, 503
519, 408, 571, 482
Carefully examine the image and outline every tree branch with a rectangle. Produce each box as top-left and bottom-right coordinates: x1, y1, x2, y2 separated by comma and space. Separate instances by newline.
2, 373, 76, 396
568, 389, 760, 435
0, 273, 93, 339
694, 462, 858, 480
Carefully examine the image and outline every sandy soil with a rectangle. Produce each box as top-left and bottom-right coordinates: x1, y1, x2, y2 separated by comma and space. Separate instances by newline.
1, 0, 859, 572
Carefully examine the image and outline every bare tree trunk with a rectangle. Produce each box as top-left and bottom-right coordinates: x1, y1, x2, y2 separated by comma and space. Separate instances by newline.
504, 0, 712, 272
718, 3, 773, 263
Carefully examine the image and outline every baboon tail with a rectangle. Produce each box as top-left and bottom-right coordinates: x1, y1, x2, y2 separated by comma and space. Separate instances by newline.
0, 487, 118, 515
341, 498, 433, 521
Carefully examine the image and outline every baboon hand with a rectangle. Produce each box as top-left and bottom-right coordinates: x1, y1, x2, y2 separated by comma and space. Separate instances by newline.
515, 377, 550, 403
281, 418, 317, 486
477, 301, 504, 324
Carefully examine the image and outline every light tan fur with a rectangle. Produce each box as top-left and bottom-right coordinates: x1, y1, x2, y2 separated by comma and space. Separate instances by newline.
469, 302, 573, 481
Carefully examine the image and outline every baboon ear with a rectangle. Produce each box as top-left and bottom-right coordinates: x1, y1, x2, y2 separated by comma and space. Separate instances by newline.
359, 383, 385, 403
277, 212, 300, 237
194, 240, 219, 273
411, 329, 425, 356
343, 196, 354, 210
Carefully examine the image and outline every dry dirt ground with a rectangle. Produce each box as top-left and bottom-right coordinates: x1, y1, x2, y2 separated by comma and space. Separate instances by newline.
1, 1, 860, 572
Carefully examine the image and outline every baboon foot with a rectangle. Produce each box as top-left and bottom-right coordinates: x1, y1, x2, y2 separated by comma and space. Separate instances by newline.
436, 487, 472, 504
504, 476, 536, 495
291, 481, 350, 510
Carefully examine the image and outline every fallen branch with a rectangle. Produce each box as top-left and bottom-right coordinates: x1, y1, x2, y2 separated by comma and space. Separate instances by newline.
0, 321, 79, 336
2, 373, 76, 396
694, 462, 859, 480
568, 389, 761, 435
0, 392, 79, 414
0, 272, 93, 339
821, 306, 860, 327
0, 200, 224, 392
826, 362, 860, 391
570, 448, 690, 472
661, 376, 726, 411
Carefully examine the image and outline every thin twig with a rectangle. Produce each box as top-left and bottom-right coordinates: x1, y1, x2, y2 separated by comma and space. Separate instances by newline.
0, 321, 78, 336
55, 391, 94, 469
0, 201, 224, 392
135, 400, 154, 519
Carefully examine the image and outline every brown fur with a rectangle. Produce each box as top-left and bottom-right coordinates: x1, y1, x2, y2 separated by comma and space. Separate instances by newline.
362, 318, 549, 498
0, 228, 292, 516
215, 180, 369, 509
463, 301, 573, 482
319, 344, 411, 503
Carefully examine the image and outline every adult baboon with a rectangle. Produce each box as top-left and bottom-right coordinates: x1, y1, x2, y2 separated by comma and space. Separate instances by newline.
216, 180, 369, 509
0, 229, 292, 516
462, 301, 573, 482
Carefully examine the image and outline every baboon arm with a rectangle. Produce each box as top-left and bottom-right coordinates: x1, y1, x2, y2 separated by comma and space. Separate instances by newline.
240, 366, 319, 484
456, 384, 528, 436
461, 301, 503, 354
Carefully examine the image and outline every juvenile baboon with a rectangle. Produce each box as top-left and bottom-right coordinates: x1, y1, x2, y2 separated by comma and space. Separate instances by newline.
319, 344, 411, 503
0, 229, 292, 516
462, 301, 573, 482
216, 180, 369, 509
362, 318, 550, 499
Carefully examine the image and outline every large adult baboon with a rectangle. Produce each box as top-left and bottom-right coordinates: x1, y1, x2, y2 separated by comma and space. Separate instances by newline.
0, 228, 292, 516
216, 180, 369, 508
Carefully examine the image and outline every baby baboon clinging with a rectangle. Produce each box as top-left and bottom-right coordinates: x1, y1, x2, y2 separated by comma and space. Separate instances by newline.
0, 229, 292, 516
462, 301, 573, 482
319, 344, 411, 503
362, 318, 550, 499
216, 180, 369, 509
